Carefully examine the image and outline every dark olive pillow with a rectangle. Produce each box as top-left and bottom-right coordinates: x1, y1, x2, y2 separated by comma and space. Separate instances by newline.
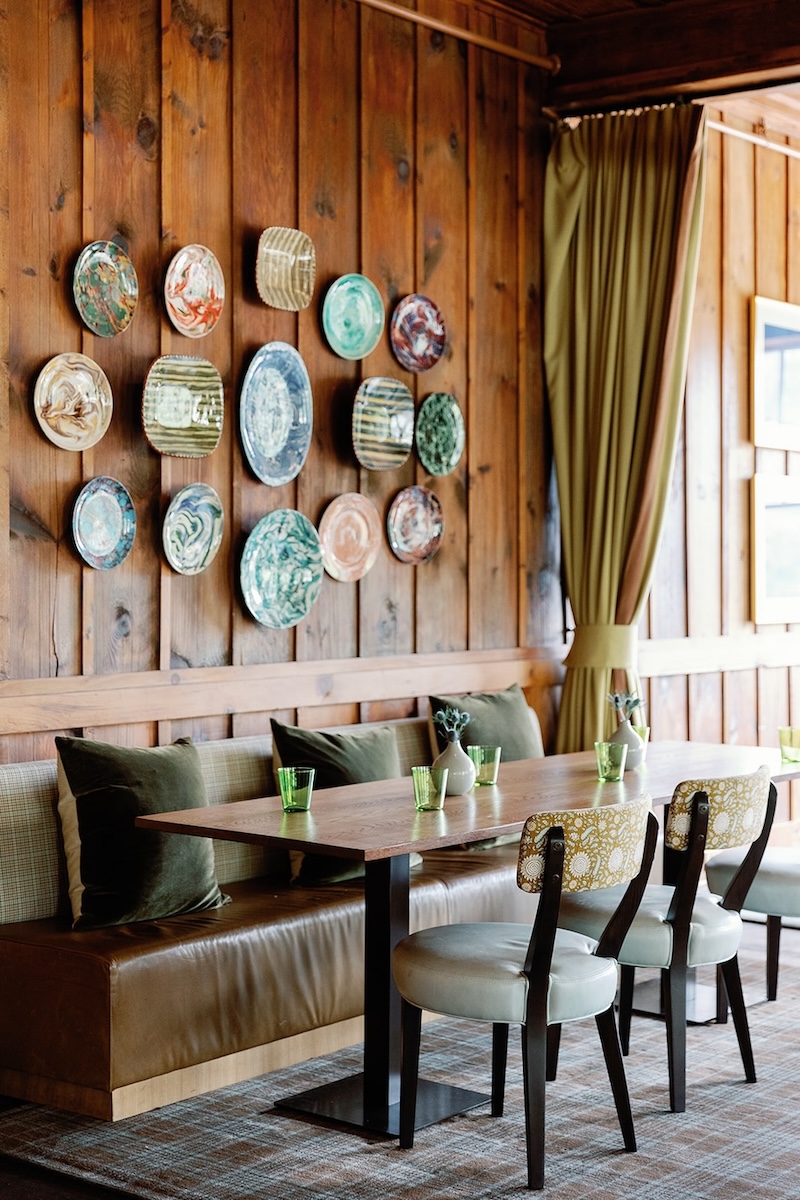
270, 720, 403, 885
55, 736, 228, 930
429, 684, 544, 761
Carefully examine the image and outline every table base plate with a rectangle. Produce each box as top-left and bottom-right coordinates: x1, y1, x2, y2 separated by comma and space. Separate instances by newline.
274, 1072, 490, 1137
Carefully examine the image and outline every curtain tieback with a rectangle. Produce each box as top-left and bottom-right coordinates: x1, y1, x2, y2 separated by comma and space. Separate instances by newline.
564, 623, 638, 671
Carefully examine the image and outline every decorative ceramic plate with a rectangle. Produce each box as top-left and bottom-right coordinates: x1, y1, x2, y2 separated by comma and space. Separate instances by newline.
33, 352, 113, 451
387, 485, 444, 565
162, 483, 224, 576
390, 293, 447, 372
319, 493, 382, 583
73, 240, 138, 337
240, 342, 313, 486
240, 509, 323, 628
352, 377, 414, 470
72, 476, 136, 570
164, 244, 225, 338
142, 356, 224, 457
322, 273, 385, 360
256, 227, 316, 311
415, 392, 465, 476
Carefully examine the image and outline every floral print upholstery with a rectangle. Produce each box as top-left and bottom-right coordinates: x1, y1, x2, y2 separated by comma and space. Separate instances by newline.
664, 765, 771, 853
517, 796, 652, 895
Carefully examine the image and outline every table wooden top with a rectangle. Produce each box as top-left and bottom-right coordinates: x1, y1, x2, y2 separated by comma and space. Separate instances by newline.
135, 740, 800, 864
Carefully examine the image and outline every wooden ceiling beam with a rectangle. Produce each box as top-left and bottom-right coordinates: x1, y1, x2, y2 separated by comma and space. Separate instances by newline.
546, 0, 800, 114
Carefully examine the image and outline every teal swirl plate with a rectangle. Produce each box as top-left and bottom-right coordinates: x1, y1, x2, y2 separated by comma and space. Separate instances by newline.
322, 273, 385, 360
240, 509, 323, 628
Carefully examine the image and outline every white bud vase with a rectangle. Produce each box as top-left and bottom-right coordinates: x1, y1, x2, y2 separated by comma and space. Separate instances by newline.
433, 736, 477, 795
608, 718, 645, 770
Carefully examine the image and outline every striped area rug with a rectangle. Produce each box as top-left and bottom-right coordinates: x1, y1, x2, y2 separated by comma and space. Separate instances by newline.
0, 924, 798, 1200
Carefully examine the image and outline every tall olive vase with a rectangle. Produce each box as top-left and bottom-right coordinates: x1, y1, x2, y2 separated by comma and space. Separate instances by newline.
433, 735, 477, 795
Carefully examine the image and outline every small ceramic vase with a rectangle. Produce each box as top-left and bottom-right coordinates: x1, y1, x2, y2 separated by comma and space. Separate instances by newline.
433, 735, 477, 795
608, 718, 646, 770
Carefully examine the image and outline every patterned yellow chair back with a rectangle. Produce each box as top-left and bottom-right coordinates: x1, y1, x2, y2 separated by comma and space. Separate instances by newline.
517, 796, 652, 895
664, 765, 771, 853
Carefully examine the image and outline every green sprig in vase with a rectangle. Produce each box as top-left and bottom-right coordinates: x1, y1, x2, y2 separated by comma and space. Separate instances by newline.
606, 690, 647, 770
432, 705, 476, 795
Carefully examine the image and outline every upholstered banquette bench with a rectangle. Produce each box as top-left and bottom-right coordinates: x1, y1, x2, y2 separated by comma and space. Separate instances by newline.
0, 686, 544, 1121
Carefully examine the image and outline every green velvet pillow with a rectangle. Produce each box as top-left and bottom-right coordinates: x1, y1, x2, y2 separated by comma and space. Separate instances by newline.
270, 720, 404, 885
55, 736, 228, 930
429, 684, 544, 761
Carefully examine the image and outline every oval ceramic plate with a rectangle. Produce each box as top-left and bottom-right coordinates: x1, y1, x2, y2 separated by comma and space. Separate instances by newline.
390, 293, 447, 372
240, 342, 313, 486
322, 273, 385, 360
72, 476, 136, 570
142, 356, 224, 457
256, 227, 316, 311
319, 492, 382, 583
240, 509, 323, 628
164, 244, 225, 338
162, 483, 224, 576
387, 485, 444, 565
352, 377, 414, 470
415, 392, 465, 476
33, 352, 113, 451
73, 240, 138, 337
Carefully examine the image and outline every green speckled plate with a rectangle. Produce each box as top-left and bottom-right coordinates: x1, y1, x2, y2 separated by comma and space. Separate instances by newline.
415, 392, 465, 476
73, 240, 138, 337
240, 509, 323, 628
322, 273, 385, 360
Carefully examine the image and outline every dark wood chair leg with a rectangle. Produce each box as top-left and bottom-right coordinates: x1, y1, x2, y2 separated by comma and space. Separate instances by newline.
545, 1023, 561, 1081
595, 1007, 636, 1151
521, 1023, 546, 1191
491, 1022, 508, 1116
399, 998, 422, 1149
720, 955, 756, 1082
617, 965, 635, 1055
663, 963, 687, 1113
766, 914, 782, 1001
715, 963, 729, 1024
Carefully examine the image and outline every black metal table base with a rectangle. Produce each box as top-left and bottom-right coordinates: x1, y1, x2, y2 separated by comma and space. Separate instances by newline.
274, 1072, 490, 1137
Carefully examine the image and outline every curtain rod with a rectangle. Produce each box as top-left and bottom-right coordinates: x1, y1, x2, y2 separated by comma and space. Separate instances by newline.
707, 117, 800, 163
351, 0, 561, 73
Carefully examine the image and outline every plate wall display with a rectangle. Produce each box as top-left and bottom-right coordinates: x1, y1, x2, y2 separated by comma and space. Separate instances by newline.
256, 227, 316, 311
352, 377, 414, 470
239, 342, 313, 486
415, 391, 465, 476
33, 352, 113, 451
142, 356, 224, 458
322, 273, 385, 360
387, 485, 444, 565
318, 492, 382, 583
389, 293, 447, 372
164, 244, 225, 338
72, 240, 139, 337
72, 476, 136, 570
162, 483, 224, 576
240, 509, 323, 629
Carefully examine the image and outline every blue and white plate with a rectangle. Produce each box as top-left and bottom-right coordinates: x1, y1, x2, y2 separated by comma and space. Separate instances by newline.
240, 509, 323, 628
162, 483, 224, 575
72, 476, 136, 570
240, 343, 312, 486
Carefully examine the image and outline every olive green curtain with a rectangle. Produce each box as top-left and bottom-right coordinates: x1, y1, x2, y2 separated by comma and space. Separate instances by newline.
543, 105, 707, 752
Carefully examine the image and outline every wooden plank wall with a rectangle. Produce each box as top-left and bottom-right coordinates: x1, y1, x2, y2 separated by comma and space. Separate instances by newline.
0, 0, 563, 762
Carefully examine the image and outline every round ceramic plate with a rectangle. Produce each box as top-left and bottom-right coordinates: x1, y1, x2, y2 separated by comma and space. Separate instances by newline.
240, 342, 313, 486
33, 352, 113, 451
162, 483, 224, 576
319, 493, 382, 583
390, 293, 447, 372
142, 356, 224, 457
73, 240, 138, 337
322, 273, 385, 360
240, 509, 323, 628
387, 485, 444, 565
415, 392, 465, 476
352, 377, 414, 470
72, 476, 136, 570
256, 227, 316, 311
164, 244, 225, 338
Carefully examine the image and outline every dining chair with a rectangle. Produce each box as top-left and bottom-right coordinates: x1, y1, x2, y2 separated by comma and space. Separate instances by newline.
392, 796, 657, 1191
705, 845, 800, 1013
556, 766, 776, 1114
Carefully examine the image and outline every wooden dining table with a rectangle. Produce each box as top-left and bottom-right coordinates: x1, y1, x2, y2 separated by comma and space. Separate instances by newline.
136, 740, 800, 1137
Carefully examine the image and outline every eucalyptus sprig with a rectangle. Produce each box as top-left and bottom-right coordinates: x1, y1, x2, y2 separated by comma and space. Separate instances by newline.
433, 705, 472, 740
607, 691, 643, 721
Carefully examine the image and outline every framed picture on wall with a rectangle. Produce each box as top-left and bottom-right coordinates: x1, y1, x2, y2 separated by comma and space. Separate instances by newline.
751, 295, 800, 451
752, 473, 800, 624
